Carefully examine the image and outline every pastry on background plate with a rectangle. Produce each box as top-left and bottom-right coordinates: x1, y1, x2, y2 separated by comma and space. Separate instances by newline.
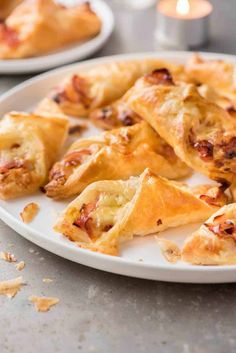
182, 203, 236, 265
125, 68, 236, 185
50, 59, 185, 117
55, 168, 228, 256
0, 0, 101, 59
0, 0, 22, 20
0, 110, 68, 199
45, 122, 191, 200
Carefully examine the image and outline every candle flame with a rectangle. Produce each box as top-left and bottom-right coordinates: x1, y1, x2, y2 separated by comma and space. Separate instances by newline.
176, 0, 190, 16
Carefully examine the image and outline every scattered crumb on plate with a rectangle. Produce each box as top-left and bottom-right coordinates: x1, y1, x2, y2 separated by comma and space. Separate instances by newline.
29, 248, 35, 254
29, 296, 59, 312
43, 278, 53, 283
20, 202, 39, 223
15, 261, 25, 271
0, 277, 24, 298
0, 251, 17, 263
156, 237, 181, 264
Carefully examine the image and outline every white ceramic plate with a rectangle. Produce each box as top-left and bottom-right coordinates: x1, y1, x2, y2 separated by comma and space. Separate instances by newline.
1, 51, 236, 283
0, 0, 114, 74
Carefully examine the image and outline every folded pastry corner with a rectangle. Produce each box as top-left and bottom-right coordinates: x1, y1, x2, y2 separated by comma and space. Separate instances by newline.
125, 67, 236, 185
0, 111, 68, 199
0, 0, 101, 59
54, 168, 228, 256
182, 203, 236, 265
45, 122, 191, 199
50, 59, 185, 117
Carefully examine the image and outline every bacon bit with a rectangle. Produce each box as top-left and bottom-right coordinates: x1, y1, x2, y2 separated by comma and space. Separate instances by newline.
199, 185, 228, 207
15, 261, 25, 271
0, 277, 23, 298
68, 122, 88, 135
49, 168, 66, 183
156, 237, 181, 264
0, 22, 20, 47
0, 251, 17, 262
145, 68, 174, 86
20, 202, 39, 224
64, 149, 92, 167
73, 201, 97, 237
11, 143, 20, 149
157, 219, 162, 226
218, 137, 236, 159
103, 224, 113, 232
0, 159, 25, 174
193, 140, 214, 161
206, 219, 236, 240
163, 145, 177, 163
29, 296, 59, 312
118, 110, 140, 126
226, 105, 236, 114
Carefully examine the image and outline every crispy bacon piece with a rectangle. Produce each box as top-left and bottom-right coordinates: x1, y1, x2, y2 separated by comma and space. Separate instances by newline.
145, 68, 174, 86
199, 184, 228, 207
205, 214, 236, 241
64, 149, 92, 167
218, 137, 236, 159
0, 160, 25, 174
0, 22, 19, 47
73, 201, 97, 237
193, 140, 214, 161
226, 105, 236, 115
52, 75, 91, 107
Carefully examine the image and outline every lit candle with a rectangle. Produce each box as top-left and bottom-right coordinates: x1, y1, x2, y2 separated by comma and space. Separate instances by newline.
155, 0, 213, 50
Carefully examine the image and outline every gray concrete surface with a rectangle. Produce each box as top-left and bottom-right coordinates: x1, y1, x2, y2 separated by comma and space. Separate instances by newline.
1, 1, 236, 352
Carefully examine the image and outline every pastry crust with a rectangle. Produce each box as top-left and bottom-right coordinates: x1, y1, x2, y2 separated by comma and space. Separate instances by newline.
90, 98, 142, 130
0, 0, 22, 20
0, 110, 68, 199
125, 68, 236, 184
50, 60, 185, 117
54, 168, 227, 255
0, 0, 101, 59
45, 122, 191, 199
186, 54, 236, 110
182, 203, 236, 265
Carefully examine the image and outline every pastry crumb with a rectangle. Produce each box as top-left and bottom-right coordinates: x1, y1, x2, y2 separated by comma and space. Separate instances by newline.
156, 237, 181, 264
0, 277, 24, 298
29, 248, 35, 254
43, 278, 53, 283
20, 202, 39, 223
29, 296, 59, 312
0, 251, 17, 262
15, 261, 25, 271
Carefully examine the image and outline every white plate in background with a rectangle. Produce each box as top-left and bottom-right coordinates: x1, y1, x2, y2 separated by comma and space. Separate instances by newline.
0, 51, 236, 283
0, 0, 114, 74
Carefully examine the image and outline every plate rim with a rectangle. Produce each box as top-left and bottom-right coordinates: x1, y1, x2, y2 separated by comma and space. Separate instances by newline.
0, 0, 114, 74
1, 50, 236, 283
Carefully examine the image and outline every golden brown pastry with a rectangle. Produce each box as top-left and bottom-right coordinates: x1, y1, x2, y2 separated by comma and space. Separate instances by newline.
54, 168, 228, 256
125, 68, 236, 185
45, 121, 191, 199
0, 111, 68, 199
50, 60, 184, 117
182, 203, 236, 265
90, 98, 142, 130
0, 0, 101, 59
0, 0, 22, 20
186, 54, 236, 110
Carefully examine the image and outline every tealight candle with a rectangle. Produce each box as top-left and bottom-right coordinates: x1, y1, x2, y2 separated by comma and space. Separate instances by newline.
155, 0, 213, 50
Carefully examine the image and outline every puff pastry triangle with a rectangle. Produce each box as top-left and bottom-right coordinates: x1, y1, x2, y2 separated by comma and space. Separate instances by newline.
55, 168, 228, 255
45, 122, 191, 199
